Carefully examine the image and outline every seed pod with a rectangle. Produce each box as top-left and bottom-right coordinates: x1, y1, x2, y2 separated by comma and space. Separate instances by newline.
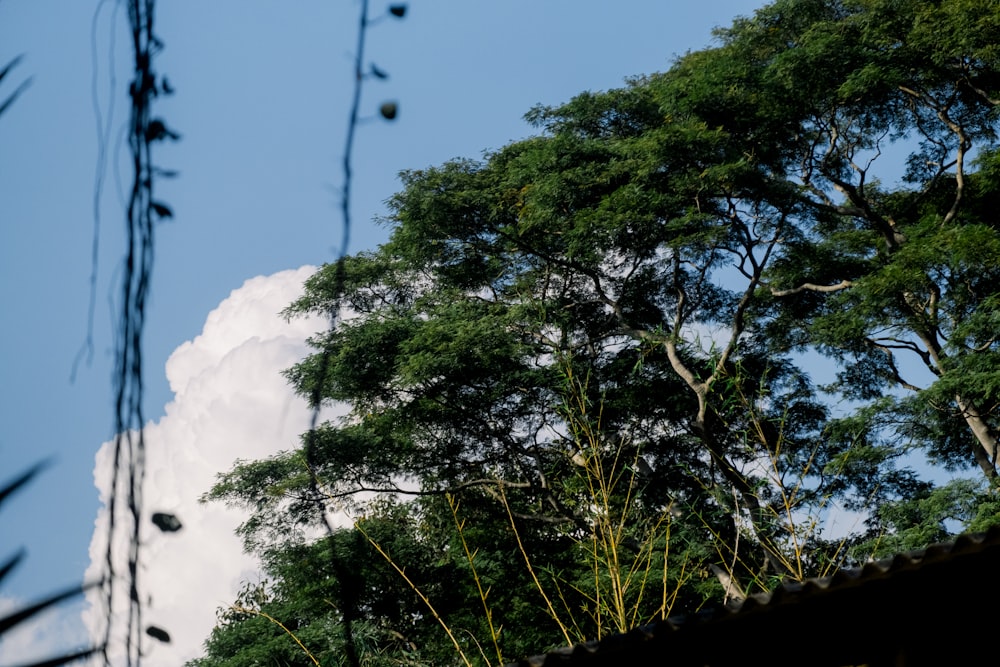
380, 101, 398, 120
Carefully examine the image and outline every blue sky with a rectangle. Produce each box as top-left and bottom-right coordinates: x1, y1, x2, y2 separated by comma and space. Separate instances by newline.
0, 1, 767, 662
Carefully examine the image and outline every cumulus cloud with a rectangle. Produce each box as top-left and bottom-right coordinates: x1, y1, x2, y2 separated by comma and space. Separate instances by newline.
82, 266, 343, 666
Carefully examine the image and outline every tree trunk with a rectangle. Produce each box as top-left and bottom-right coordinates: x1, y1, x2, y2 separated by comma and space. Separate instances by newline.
955, 394, 999, 482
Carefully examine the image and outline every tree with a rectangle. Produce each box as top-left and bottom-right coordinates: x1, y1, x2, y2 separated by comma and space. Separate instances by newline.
195, 488, 692, 666
198, 0, 1000, 663
688, 0, 1000, 482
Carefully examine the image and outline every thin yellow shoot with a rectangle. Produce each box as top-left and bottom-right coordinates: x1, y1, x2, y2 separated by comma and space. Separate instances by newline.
448, 493, 504, 666
560, 361, 689, 635
356, 519, 474, 667
230, 605, 321, 667
498, 484, 575, 647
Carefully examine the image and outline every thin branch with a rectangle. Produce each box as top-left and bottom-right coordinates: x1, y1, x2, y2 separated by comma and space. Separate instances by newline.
498, 486, 574, 647
300, 5, 371, 666
230, 606, 322, 667
357, 522, 475, 667
867, 340, 923, 392
313, 477, 534, 501
770, 279, 854, 297
449, 495, 503, 666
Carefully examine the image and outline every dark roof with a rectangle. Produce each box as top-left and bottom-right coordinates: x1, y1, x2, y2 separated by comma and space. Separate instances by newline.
509, 526, 1000, 667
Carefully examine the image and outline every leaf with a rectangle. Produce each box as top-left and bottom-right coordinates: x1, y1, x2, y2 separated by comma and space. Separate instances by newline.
370, 63, 389, 80
6, 645, 104, 667
0, 549, 25, 586
146, 625, 171, 643
0, 55, 25, 85
0, 579, 103, 635
145, 119, 167, 141
388, 4, 407, 18
151, 202, 174, 219
0, 54, 32, 118
145, 119, 181, 142
151, 512, 182, 532
0, 460, 51, 509
0, 68, 31, 119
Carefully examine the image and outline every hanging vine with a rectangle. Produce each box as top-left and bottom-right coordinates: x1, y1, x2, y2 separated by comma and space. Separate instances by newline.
99, 0, 179, 664
300, 2, 407, 666
92, 2, 401, 663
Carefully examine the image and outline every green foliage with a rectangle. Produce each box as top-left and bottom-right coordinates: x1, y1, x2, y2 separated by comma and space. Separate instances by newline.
191, 499, 589, 666
859, 477, 1000, 558
196, 0, 1000, 664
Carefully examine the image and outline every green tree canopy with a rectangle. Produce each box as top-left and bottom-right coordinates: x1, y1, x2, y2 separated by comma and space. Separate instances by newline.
196, 1, 1000, 664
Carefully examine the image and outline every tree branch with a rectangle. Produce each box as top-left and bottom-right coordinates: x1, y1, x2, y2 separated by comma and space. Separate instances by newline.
770, 279, 854, 297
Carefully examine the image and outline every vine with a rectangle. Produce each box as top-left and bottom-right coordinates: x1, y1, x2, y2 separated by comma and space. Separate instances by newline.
98, 0, 180, 664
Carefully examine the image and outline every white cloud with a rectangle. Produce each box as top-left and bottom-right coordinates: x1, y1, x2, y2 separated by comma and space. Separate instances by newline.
82, 266, 344, 666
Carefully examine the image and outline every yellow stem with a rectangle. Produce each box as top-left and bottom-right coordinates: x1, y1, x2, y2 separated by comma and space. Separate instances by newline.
230, 605, 322, 667
449, 493, 504, 666
357, 520, 474, 667
499, 485, 574, 646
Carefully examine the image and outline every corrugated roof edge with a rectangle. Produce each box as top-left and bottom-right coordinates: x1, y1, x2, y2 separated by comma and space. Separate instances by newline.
507, 525, 1000, 666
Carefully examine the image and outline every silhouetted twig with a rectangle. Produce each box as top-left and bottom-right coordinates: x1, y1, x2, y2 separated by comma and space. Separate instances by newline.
301, 3, 405, 665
